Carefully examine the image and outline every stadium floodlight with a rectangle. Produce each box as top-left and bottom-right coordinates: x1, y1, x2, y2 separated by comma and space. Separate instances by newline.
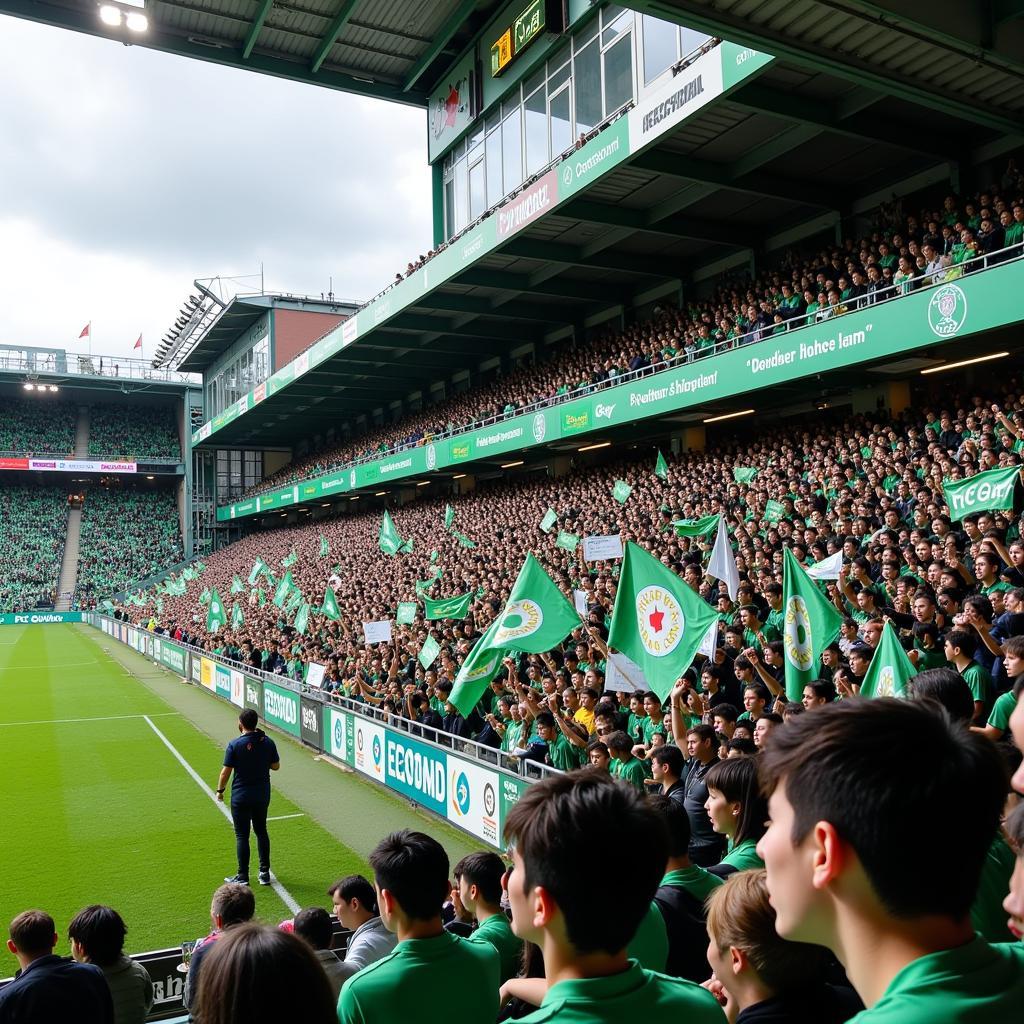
48, 385, 59, 392
146, 475, 154, 480
452, 473, 466, 479
125, 12, 148, 31
375, 491, 387, 496
704, 408, 755, 424
920, 351, 1008, 375
416, 480, 431, 486
99, 4, 121, 25
578, 441, 611, 452
500, 460, 524, 468
349, 496, 359, 501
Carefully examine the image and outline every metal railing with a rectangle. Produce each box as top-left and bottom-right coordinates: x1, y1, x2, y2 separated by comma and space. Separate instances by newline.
241, 243, 1024, 503
0, 348, 200, 385
0, 450, 182, 464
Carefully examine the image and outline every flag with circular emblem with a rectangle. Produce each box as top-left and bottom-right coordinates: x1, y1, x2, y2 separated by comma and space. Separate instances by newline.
858, 621, 917, 698
781, 547, 843, 700
607, 541, 719, 700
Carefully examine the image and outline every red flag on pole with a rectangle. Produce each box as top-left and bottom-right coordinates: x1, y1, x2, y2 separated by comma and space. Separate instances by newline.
133, 334, 142, 350
79, 323, 90, 338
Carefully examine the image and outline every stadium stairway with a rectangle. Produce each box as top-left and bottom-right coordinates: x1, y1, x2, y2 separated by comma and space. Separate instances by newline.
74, 405, 90, 457
55, 507, 81, 611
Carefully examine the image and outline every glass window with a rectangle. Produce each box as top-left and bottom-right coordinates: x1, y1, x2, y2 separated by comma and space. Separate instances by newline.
486, 128, 503, 208
524, 84, 548, 174
602, 6, 630, 47
502, 108, 522, 194
574, 40, 602, 134
603, 32, 633, 114
469, 158, 486, 220
549, 58, 571, 91
680, 27, 712, 59
454, 155, 468, 232
444, 176, 455, 237
642, 16, 678, 84
524, 66, 546, 102
549, 86, 572, 157
574, 14, 599, 50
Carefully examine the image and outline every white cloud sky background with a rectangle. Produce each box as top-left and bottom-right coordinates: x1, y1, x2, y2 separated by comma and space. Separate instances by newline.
0, 16, 432, 361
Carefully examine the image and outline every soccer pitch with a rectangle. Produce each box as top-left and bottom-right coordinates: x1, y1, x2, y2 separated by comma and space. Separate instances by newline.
0, 623, 481, 977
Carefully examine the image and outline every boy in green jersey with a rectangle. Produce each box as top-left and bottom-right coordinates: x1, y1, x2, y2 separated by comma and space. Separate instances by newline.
502, 771, 724, 1023
337, 830, 500, 1024
758, 699, 1024, 1023
454, 851, 522, 985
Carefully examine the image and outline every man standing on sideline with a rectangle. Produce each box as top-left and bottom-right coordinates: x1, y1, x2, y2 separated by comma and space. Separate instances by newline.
217, 708, 279, 886
0, 910, 113, 1024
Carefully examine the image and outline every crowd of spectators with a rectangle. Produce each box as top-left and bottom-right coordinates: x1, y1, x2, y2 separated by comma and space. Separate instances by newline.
243, 183, 1024, 500
0, 398, 76, 456
76, 488, 183, 601
88, 404, 181, 461
0, 485, 68, 611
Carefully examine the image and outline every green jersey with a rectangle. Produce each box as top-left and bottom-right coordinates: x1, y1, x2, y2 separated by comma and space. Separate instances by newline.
612, 756, 648, 791
516, 961, 723, 1024
468, 912, 522, 985
337, 931, 499, 1024
986, 690, 1016, 734
642, 716, 667, 745
847, 936, 1024, 1023
548, 733, 584, 772
625, 902, 668, 973
660, 866, 723, 903
970, 834, 1016, 943
960, 662, 994, 712
720, 837, 764, 872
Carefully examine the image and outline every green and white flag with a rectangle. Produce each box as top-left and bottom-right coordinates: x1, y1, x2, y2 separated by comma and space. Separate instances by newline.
281, 549, 297, 568
539, 508, 558, 533
450, 554, 579, 716
320, 587, 340, 621
199, 587, 211, 606
556, 530, 579, 552
230, 576, 245, 595
273, 572, 296, 609
283, 588, 304, 615
206, 589, 227, 632
655, 450, 669, 481
805, 551, 844, 581
430, 549, 439, 563
415, 578, 437, 597
155, 597, 164, 615
379, 510, 406, 556
452, 530, 476, 549
247, 560, 267, 585
942, 465, 1020, 521
764, 499, 786, 523
673, 514, 720, 538
419, 634, 441, 669
444, 504, 455, 530
396, 601, 417, 625
424, 591, 474, 621
733, 466, 758, 484
859, 621, 917, 699
294, 602, 311, 636
319, 535, 329, 558
612, 479, 632, 504
607, 541, 720, 700
781, 547, 843, 700
231, 602, 244, 629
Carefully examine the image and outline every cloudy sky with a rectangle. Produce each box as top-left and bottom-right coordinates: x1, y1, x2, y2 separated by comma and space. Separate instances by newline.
0, 16, 432, 361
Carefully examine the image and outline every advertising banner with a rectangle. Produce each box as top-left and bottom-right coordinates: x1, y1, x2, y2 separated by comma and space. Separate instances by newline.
262, 681, 300, 737
352, 718, 386, 783
324, 707, 351, 764
243, 676, 263, 713
299, 695, 322, 748
26, 459, 137, 474
214, 665, 232, 700
157, 639, 186, 676
230, 670, 245, 708
200, 657, 215, 692
447, 756, 501, 846
499, 773, 529, 832
384, 731, 448, 817
0, 611, 83, 625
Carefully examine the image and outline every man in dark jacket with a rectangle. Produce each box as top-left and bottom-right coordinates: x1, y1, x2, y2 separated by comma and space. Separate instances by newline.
0, 910, 113, 1024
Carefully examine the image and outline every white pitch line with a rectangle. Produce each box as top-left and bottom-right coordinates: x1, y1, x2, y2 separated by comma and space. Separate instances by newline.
0, 712, 181, 727
142, 715, 300, 914
0, 660, 100, 670
266, 813, 305, 822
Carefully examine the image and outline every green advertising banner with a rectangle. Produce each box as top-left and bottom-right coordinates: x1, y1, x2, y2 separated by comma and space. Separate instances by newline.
218, 260, 1024, 522
262, 680, 300, 737
0, 611, 83, 625
384, 731, 448, 817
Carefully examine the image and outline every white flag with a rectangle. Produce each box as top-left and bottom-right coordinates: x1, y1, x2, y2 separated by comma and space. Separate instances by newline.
573, 589, 589, 617
363, 620, 393, 644
805, 551, 844, 581
698, 619, 719, 660
708, 516, 740, 602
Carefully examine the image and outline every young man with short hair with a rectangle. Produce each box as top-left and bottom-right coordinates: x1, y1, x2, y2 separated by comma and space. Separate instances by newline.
944, 628, 994, 723
327, 875, 396, 979
605, 731, 648, 790
337, 830, 500, 1024
758, 699, 1023, 1021
293, 906, 347, 999
184, 882, 255, 1010
454, 852, 522, 984
503, 772, 723, 1021
650, 744, 685, 804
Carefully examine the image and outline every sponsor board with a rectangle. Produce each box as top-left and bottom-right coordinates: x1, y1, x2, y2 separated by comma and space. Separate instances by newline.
385, 732, 447, 816
0, 611, 83, 625
215, 665, 232, 699
243, 677, 263, 713
299, 695, 322, 747
447, 756, 500, 846
200, 657, 216, 691
262, 681, 300, 737
26, 459, 137, 474
353, 719, 386, 782
325, 707, 351, 763
230, 669, 245, 708
497, 169, 557, 239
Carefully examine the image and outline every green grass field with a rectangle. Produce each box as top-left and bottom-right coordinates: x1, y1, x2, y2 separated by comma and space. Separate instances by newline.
0, 623, 482, 977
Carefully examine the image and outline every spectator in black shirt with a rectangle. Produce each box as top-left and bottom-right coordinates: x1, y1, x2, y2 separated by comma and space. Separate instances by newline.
650, 744, 686, 805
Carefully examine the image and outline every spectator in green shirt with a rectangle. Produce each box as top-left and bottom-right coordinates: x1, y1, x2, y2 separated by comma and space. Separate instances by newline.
943, 629, 993, 723
501, 771, 723, 1023
759, 699, 1022, 1023
606, 731, 648, 791
454, 852, 522, 985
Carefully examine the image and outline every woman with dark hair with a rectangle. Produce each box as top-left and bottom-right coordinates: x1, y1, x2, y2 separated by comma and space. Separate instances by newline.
907, 667, 976, 723
194, 923, 336, 1024
704, 756, 768, 878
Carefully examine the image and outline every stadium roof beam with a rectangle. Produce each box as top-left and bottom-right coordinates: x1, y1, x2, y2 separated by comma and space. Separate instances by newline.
498, 238, 680, 279
636, 1, 1024, 138
402, 0, 481, 92
455, 268, 628, 304
422, 292, 568, 324
383, 314, 540, 344
310, 0, 360, 74
241, 0, 275, 59
561, 198, 749, 248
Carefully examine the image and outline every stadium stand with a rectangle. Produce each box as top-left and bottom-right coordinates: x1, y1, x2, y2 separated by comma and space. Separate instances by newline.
243, 186, 1024, 500
0, 485, 69, 611
0, 398, 76, 456
76, 489, 184, 600
87, 403, 181, 460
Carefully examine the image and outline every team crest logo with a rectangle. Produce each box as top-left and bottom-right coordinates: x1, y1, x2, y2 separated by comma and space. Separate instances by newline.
483, 782, 496, 817
784, 596, 813, 671
876, 665, 896, 697
927, 284, 967, 338
636, 586, 684, 657
451, 770, 471, 816
562, 164, 573, 187
532, 412, 546, 443
372, 735, 382, 767
334, 719, 343, 748
426, 444, 436, 470
494, 599, 543, 644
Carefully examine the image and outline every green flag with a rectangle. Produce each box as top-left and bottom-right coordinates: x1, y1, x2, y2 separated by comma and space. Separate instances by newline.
231, 602, 244, 629
424, 591, 474, 621
452, 530, 476, 549
294, 602, 311, 636
321, 587, 340, 621
230, 576, 245, 595
607, 542, 720, 700
430, 550, 439, 563
655, 450, 669, 481
942, 465, 1020, 521
319, 535, 329, 558
764, 499, 786, 523
556, 530, 579, 552
859, 621, 918, 698
281, 549, 297, 568
612, 479, 632, 504
155, 597, 163, 615
733, 467, 758, 484
247, 559, 267, 585
379, 510, 406, 556
419, 634, 441, 669
257, 589, 266, 608
539, 508, 558, 533
444, 504, 455, 529
450, 619, 507, 712
396, 601, 417, 625
206, 589, 227, 632
273, 572, 295, 609
199, 587, 211, 606
415, 578, 437, 597
195, 561, 206, 572
672, 514, 720, 538
781, 547, 844, 700
283, 588, 304, 615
